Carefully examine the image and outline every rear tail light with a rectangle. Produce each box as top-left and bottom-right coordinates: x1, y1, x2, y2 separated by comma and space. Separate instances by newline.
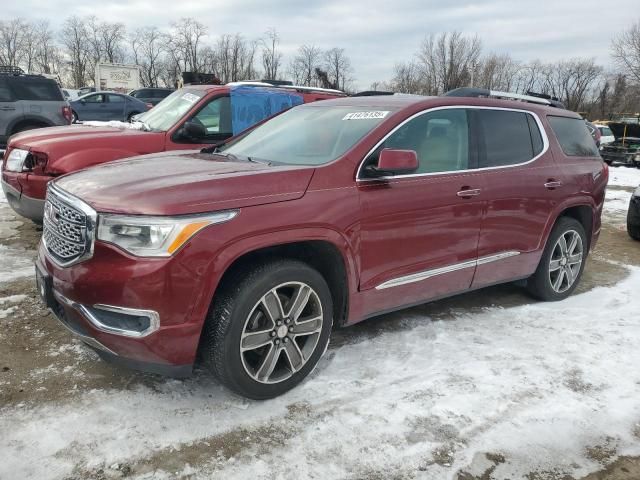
62, 105, 73, 124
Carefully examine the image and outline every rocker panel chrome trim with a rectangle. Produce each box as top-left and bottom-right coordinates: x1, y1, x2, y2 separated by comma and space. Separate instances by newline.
375, 250, 521, 290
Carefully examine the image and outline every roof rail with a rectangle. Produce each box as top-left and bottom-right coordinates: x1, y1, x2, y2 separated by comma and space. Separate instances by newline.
226, 81, 345, 96
352, 91, 395, 97
0, 65, 25, 76
443, 87, 566, 108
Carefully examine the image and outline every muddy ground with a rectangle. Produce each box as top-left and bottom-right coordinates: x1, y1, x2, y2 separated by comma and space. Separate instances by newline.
1, 184, 640, 479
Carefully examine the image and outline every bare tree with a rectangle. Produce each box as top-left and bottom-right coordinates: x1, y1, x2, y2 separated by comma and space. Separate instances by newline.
290, 44, 322, 86
261, 28, 282, 80
475, 53, 521, 91
131, 26, 166, 87
540, 58, 603, 111
169, 17, 207, 72
390, 61, 426, 94
323, 47, 353, 91
612, 19, 640, 84
418, 32, 482, 94
213, 33, 258, 83
0, 18, 27, 67
60, 16, 92, 87
34, 21, 62, 75
100, 21, 126, 63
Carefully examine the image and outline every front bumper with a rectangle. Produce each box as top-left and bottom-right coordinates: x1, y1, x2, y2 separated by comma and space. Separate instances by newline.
36, 240, 205, 376
1, 178, 45, 221
601, 152, 640, 166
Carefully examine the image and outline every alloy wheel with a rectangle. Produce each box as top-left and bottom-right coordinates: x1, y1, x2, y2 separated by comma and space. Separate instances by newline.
240, 282, 323, 384
548, 229, 584, 293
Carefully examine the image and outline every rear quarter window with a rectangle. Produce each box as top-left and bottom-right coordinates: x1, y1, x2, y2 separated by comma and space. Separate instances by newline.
8, 78, 63, 101
477, 109, 543, 168
548, 116, 600, 157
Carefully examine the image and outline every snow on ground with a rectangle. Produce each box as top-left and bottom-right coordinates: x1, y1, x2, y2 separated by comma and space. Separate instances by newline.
1, 266, 640, 480
608, 166, 640, 189
0, 188, 36, 283
605, 189, 633, 215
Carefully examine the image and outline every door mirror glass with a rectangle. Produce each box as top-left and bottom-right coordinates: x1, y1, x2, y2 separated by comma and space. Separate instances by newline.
180, 121, 207, 141
371, 149, 418, 176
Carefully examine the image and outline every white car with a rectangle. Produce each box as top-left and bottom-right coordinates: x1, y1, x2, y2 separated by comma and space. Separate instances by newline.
62, 88, 80, 100
595, 124, 615, 145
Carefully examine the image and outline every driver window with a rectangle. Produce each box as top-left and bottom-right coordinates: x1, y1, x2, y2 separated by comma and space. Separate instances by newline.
192, 96, 232, 136
369, 109, 469, 174
84, 94, 105, 103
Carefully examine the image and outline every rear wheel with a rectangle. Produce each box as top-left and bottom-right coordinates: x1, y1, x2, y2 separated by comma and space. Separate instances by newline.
71, 110, 78, 123
628, 209, 640, 241
127, 112, 140, 121
200, 259, 333, 399
12, 123, 46, 135
526, 217, 587, 301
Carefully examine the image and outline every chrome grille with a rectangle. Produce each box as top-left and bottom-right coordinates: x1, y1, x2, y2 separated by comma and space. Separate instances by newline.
43, 187, 94, 266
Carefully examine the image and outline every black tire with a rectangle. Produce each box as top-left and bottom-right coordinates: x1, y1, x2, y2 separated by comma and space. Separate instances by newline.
200, 259, 333, 399
127, 112, 140, 121
628, 211, 640, 241
526, 217, 588, 301
71, 111, 78, 123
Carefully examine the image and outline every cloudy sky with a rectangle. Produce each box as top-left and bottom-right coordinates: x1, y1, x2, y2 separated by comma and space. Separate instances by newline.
5, 0, 634, 88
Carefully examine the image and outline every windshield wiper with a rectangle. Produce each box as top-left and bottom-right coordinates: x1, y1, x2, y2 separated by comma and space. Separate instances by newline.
201, 141, 226, 154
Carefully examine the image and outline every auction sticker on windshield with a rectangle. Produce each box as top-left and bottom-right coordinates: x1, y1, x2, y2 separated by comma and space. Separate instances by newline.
342, 111, 390, 120
181, 93, 200, 104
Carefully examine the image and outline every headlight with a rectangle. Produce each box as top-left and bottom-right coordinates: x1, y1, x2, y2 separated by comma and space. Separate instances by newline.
97, 210, 238, 257
5, 149, 29, 172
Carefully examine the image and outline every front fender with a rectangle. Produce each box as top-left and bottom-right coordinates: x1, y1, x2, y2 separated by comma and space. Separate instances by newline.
189, 227, 360, 331
47, 148, 140, 174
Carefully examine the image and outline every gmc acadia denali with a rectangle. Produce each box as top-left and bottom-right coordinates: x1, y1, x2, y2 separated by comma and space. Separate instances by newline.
33, 89, 607, 399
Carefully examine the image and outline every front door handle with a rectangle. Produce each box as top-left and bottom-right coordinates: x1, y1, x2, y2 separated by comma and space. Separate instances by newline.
0, 106, 15, 111
457, 188, 481, 198
544, 180, 563, 190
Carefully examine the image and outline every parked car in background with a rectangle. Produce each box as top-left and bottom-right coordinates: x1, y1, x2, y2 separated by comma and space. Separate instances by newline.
69, 92, 150, 123
62, 89, 80, 101
595, 124, 615, 145
585, 120, 601, 148
629, 186, 640, 240
34, 89, 606, 399
2, 83, 344, 221
129, 87, 174, 106
600, 122, 640, 167
77, 87, 96, 97
0, 71, 72, 148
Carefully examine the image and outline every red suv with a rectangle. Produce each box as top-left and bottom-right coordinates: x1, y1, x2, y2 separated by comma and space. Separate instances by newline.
34, 89, 607, 399
2, 83, 344, 222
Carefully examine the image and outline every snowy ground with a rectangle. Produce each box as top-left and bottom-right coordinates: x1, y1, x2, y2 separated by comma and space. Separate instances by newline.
1, 167, 640, 480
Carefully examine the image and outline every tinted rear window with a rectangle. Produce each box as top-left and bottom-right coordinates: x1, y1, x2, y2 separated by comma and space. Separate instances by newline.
0, 78, 12, 102
8, 78, 63, 101
548, 116, 600, 157
478, 110, 538, 167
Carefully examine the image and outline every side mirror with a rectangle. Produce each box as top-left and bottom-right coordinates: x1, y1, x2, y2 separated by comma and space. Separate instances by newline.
80, 99, 86, 104
180, 121, 207, 141
368, 149, 418, 177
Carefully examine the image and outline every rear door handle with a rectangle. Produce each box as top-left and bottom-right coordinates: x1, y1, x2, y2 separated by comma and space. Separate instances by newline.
457, 188, 481, 198
0, 106, 15, 111
544, 181, 563, 189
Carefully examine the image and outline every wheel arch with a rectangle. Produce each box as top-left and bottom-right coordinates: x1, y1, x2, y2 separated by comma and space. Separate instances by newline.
541, 199, 596, 253
210, 239, 352, 329
9, 115, 53, 135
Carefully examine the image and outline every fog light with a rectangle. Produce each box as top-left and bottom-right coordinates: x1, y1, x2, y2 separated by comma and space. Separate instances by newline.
78, 304, 160, 337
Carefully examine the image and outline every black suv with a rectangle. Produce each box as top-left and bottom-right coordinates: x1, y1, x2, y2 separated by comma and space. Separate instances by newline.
0, 68, 72, 147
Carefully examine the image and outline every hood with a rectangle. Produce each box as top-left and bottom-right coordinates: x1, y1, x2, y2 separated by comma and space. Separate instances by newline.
54, 152, 316, 215
608, 122, 640, 141
9, 125, 165, 172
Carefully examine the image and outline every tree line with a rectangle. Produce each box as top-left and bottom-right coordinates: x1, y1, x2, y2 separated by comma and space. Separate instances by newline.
0, 15, 639, 119
0, 16, 353, 92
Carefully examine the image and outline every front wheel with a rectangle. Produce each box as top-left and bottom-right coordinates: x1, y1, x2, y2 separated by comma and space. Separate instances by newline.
526, 217, 587, 301
200, 260, 333, 399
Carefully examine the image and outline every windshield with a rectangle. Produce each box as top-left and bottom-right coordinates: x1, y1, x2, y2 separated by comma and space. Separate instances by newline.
221, 105, 395, 165
136, 89, 205, 131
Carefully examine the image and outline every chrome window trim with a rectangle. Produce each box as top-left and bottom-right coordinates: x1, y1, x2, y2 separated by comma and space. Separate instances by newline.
43, 183, 97, 267
356, 105, 550, 182
375, 250, 520, 290
54, 290, 160, 338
